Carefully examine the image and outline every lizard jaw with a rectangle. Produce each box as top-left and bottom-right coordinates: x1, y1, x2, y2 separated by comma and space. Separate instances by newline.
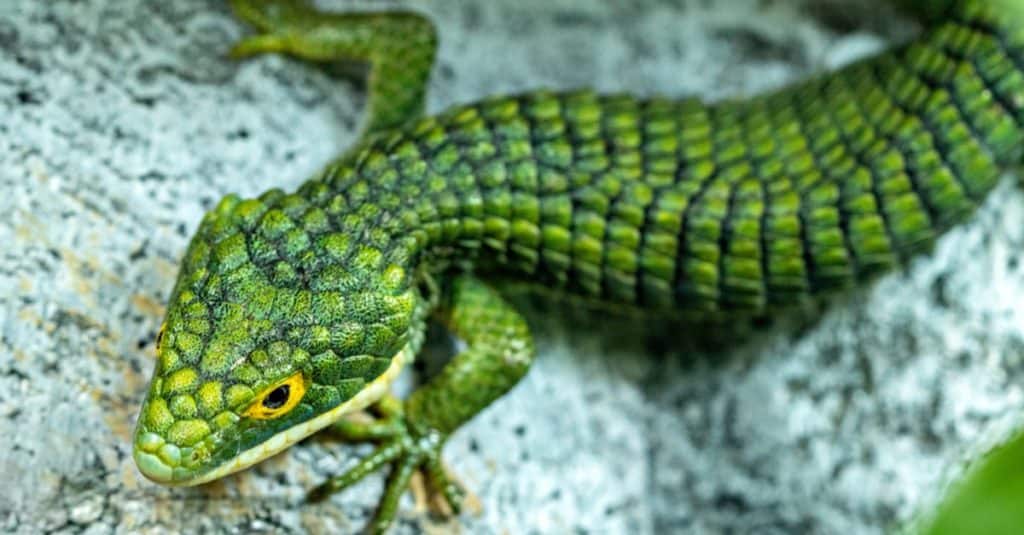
134, 343, 413, 487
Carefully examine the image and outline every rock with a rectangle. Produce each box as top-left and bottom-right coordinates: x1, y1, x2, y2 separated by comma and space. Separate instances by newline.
69, 495, 105, 525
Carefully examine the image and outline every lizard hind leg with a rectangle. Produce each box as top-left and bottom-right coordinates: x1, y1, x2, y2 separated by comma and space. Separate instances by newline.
228, 0, 437, 136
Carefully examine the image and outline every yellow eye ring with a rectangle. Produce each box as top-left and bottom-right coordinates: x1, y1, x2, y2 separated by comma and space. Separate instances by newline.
243, 371, 307, 420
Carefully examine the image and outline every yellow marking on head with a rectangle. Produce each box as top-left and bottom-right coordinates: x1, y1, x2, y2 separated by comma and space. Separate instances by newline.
242, 371, 306, 420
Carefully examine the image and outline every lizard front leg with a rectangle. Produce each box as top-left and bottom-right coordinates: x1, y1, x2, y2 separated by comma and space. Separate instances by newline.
312, 275, 535, 533
229, 0, 437, 135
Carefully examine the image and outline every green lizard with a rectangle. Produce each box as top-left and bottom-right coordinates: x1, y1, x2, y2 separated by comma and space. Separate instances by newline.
133, 0, 1024, 532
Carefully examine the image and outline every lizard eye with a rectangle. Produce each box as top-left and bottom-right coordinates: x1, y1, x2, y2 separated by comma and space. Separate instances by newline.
243, 371, 306, 419
263, 385, 290, 409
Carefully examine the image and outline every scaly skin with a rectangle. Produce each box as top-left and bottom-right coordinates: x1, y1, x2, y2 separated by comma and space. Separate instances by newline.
134, 0, 1024, 532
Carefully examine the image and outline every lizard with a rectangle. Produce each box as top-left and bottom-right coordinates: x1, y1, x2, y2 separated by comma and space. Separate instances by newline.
132, 0, 1024, 532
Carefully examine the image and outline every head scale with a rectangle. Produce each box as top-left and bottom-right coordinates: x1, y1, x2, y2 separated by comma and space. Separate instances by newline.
133, 190, 418, 485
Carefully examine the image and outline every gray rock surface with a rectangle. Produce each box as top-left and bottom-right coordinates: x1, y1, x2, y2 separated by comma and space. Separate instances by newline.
3, 0, 1024, 533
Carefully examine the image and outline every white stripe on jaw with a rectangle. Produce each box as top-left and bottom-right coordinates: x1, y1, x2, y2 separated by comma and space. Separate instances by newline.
175, 344, 413, 487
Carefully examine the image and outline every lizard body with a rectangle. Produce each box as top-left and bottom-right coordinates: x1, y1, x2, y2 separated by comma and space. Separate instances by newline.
133, 0, 1024, 531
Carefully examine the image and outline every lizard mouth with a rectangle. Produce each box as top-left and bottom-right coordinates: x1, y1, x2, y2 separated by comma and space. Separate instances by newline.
133, 344, 413, 486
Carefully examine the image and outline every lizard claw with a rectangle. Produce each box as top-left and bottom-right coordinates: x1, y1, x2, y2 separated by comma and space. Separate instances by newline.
310, 399, 464, 533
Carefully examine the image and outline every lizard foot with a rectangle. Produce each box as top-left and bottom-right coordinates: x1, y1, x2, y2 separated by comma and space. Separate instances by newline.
226, 0, 437, 134
311, 395, 464, 534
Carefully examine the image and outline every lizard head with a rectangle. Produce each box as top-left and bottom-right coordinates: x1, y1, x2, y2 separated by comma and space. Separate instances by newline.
133, 190, 419, 486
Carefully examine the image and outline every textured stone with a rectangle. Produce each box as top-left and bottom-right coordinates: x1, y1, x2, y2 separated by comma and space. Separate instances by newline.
4, 0, 1023, 534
